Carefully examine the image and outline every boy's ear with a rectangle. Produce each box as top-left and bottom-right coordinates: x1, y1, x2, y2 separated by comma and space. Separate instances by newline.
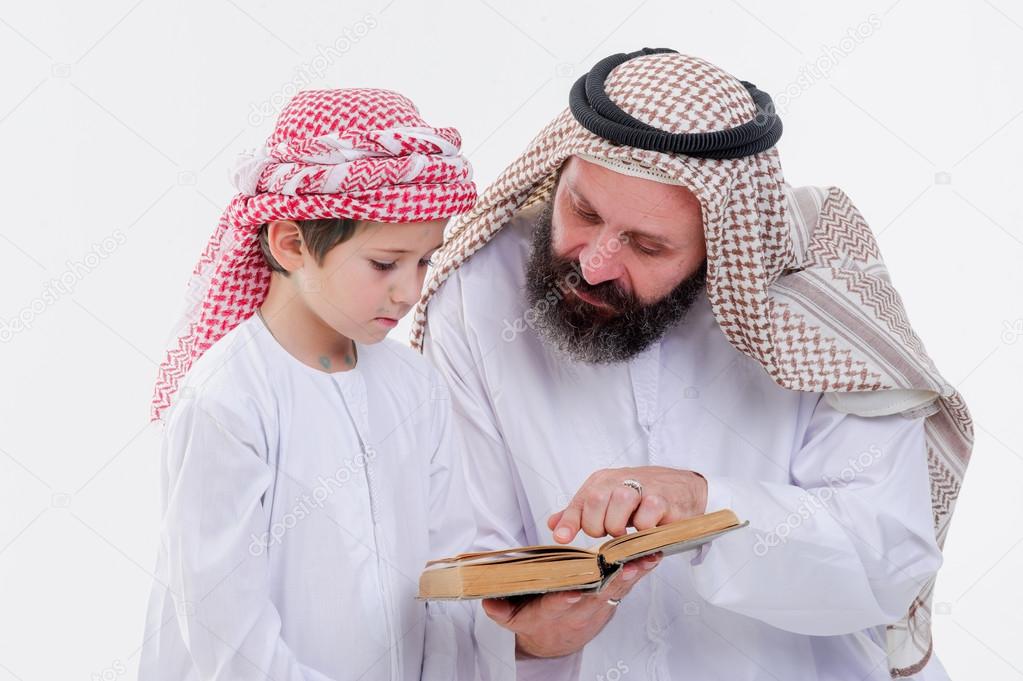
266, 220, 305, 272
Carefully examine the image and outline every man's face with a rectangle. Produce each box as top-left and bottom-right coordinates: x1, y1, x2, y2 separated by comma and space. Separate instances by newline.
552, 155, 707, 302
524, 156, 708, 363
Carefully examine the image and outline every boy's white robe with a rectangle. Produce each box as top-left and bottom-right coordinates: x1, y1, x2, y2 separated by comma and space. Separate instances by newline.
423, 206, 949, 681
139, 315, 475, 681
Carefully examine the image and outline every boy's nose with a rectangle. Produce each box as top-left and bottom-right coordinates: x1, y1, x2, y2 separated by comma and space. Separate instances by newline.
391, 271, 422, 308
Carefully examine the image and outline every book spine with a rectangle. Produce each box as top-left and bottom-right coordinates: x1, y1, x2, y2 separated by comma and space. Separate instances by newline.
597, 552, 614, 578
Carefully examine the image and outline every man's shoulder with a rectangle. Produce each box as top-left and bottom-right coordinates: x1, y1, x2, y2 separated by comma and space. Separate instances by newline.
458, 203, 538, 283
428, 205, 540, 324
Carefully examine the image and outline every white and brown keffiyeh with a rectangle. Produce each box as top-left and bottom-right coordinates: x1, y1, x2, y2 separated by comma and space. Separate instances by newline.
411, 49, 971, 677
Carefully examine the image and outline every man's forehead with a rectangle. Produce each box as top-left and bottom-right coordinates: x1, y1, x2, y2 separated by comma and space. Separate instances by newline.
561, 155, 702, 215
563, 154, 697, 196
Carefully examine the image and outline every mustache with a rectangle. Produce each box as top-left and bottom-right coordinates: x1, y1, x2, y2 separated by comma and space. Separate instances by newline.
525, 198, 708, 364
547, 255, 636, 313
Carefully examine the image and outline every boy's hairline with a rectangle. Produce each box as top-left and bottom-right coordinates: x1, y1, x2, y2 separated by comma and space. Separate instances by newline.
258, 217, 362, 275
258, 216, 448, 274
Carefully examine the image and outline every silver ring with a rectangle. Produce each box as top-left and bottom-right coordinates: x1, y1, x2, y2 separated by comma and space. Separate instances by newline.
621, 479, 643, 497
606, 597, 622, 606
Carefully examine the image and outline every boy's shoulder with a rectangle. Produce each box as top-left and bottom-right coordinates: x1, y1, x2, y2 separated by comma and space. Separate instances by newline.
165, 316, 274, 429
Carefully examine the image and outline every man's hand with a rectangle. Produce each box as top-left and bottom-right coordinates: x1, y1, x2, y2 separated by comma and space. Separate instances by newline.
481, 553, 661, 658
548, 467, 707, 543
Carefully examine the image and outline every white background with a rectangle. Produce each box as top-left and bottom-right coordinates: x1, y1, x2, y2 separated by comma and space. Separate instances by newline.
1, 1, 1021, 679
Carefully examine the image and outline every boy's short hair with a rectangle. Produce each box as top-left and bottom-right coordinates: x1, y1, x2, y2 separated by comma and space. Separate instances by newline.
258, 218, 361, 274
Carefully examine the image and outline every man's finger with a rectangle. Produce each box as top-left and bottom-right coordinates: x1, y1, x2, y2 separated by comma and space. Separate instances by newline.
601, 553, 662, 602
604, 484, 642, 537
536, 589, 585, 617
581, 487, 612, 539
481, 598, 516, 626
547, 510, 563, 531
554, 502, 583, 543
631, 493, 668, 530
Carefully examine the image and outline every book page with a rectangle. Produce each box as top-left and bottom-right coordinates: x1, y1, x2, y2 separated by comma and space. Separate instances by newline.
599, 510, 743, 564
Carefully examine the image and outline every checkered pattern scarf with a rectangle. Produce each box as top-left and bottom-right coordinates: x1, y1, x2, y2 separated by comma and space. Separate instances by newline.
411, 51, 971, 677
152, 88, 476, 421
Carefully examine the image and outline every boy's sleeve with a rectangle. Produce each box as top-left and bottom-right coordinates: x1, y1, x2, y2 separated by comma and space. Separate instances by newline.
159, 397, 339, 681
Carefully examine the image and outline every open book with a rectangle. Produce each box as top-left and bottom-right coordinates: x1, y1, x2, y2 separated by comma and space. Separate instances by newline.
418, 509, 746, 600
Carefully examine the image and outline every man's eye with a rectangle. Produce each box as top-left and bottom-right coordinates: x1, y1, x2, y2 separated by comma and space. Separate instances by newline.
370, 260, 397, 271
633, 243, 662, 257
573, 205, 600, 223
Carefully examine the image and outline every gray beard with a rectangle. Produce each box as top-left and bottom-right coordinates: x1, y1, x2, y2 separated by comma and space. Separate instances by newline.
523, 200, 707, 364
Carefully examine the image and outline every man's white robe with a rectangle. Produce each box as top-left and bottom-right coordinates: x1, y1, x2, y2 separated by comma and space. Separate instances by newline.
139, 315, 475, 681
423, 205, 949, 680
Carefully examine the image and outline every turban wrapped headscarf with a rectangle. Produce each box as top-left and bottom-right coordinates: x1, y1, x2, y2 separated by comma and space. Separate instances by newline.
411, 49, 971, 678
152, 88, 477, 422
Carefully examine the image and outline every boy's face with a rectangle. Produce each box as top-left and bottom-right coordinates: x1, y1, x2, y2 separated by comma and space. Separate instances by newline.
292, 219, 446, 344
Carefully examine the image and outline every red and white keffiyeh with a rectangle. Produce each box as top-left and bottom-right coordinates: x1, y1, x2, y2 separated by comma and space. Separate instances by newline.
412, 51, 972, 678
151, 88, 476, 421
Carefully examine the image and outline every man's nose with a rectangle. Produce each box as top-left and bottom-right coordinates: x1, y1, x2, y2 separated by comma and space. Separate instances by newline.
579, 229, 625, 286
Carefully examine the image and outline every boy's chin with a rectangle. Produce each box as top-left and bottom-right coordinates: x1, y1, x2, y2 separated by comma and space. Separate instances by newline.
354, 321, 399, 343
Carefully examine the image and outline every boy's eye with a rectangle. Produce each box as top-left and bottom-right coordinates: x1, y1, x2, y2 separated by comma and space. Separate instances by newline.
419, 256, 435, 268
370, 260, 397, 271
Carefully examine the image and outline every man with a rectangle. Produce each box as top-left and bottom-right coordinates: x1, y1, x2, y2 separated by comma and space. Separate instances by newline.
413, 49, 972, 680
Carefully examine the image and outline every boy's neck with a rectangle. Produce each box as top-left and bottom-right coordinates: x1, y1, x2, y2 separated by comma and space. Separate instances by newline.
258, 277, 357, 373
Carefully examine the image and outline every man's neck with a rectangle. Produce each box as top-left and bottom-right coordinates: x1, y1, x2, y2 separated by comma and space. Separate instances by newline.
258, 277, 357, 373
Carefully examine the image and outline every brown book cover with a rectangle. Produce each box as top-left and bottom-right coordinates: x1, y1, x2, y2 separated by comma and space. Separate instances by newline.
418, 509, 747, 600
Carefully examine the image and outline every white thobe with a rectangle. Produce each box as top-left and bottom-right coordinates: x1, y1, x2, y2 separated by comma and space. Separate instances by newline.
139, 314, 476, 681
422, 205, 949, 680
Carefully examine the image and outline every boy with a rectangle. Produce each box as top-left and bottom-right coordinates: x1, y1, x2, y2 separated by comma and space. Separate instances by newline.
141, 89, 478, 680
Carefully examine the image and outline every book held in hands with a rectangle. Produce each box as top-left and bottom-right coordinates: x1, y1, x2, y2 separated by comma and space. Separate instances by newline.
418, 509, 747, 600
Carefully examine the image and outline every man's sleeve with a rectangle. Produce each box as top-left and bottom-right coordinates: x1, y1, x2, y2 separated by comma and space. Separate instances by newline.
422, 276, 581, 681
421, 371, 484, 681
690, 395, 943, 635
421, 275, 534, 554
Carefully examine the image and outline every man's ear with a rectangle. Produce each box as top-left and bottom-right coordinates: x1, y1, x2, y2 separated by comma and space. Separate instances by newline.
266, 220, 304, 273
